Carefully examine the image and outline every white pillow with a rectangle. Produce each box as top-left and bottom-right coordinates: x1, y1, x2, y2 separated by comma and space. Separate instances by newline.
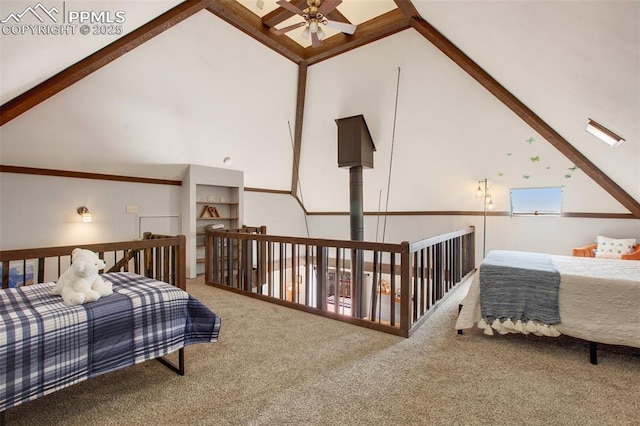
594, 235, 637, 259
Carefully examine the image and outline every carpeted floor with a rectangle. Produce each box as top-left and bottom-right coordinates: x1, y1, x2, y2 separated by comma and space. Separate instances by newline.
4, 274, 639, 425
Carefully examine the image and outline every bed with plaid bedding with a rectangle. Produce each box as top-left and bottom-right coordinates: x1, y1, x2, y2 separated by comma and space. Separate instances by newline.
0, 272, 221, 412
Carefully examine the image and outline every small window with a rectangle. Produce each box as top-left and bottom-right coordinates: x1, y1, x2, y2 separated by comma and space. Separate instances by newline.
510, 187, 562, 217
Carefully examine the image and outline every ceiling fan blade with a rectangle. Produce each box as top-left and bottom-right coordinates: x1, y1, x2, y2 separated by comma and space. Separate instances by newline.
276, 0, 305, 16
325, 19, 356, 35
271, 21, 306, 35
311, 31, 321, 48
317, 0, 342, 16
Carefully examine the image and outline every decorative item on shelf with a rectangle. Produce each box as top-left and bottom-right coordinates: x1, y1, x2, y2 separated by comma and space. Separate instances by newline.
207, 194, 216, 202
199, 205, 220, 218
77, 206, 92, 223
205, 224, 225, 232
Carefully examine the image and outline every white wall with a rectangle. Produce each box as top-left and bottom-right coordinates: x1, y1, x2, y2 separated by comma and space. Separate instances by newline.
0, 1, 183, 101
307, 213, 640, 265
416, 0, 640, 199
0, 172, 182, 249
243, 191, 308, 237
0, 171, 308, 251
299, 29, 636, 215
1, 3, 638, 269
0, 9, 298, 189
1, 171, 638, 274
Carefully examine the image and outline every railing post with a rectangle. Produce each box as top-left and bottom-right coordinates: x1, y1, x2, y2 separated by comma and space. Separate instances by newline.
267, 240, 273, 297
209, 233, 218, 284
316, 246, 328, 310
1, 260, 9, 289
370, 251, 379, 322
177, 235, 187, 291
291, 243, 298, 303
226, 237, 233, 287
400, 241, 411, 335
243, 237, 252, 291
259, 232, 267, 292
279, 243, 285, 300
351, 248, 363, 318
304, 245, 311, 306
390, 253, 396, 326
470, 225, 476, 272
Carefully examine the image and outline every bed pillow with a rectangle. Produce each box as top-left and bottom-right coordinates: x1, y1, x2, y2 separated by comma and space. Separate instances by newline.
594, 235, 637, 259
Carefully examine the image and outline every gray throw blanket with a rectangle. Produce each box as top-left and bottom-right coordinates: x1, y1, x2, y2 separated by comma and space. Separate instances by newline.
480, 250, 561, 324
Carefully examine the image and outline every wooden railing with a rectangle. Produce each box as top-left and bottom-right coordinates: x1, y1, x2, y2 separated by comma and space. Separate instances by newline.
204, 226, 475, 337
0, 234, 186, 290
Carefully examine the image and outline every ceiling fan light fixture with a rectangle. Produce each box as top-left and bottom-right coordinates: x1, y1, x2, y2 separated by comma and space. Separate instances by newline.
274, 0, 356, 45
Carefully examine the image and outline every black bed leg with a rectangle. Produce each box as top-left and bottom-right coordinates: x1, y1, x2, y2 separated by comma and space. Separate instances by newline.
156, 348, 185, 376
590, 341, 598, 365
1, 409, 6, 426
457, 304, 463, 335
178, 347, 185, 376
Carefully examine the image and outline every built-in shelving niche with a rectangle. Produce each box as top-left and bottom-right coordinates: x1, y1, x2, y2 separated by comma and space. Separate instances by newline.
182, 164, 244, 278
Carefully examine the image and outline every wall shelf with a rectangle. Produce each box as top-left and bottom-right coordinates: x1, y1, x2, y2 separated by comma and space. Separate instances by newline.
182, 165, 244, 278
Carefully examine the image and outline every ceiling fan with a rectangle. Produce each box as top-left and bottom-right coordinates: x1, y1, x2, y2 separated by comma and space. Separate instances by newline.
272, 0, 357, 47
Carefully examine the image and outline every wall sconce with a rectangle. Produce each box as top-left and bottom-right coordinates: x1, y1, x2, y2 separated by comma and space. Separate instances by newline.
475, 179, 494, 258
77, 206, 92, 223
585, 118, 624, 147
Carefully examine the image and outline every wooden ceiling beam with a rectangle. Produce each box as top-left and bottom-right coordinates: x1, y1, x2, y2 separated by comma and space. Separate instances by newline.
410, 16, 640, 218
305, 9, 410, 65
393, 0, 420, 19
262, 0, 350, 28
0, 0, 211, 126
262, 0, 307, 27
206, 1, 304, 63
325, 8, 351, 24
291, 62, 308, 196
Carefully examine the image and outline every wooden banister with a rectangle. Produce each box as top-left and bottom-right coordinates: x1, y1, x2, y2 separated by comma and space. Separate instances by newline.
204, 226, 475, 337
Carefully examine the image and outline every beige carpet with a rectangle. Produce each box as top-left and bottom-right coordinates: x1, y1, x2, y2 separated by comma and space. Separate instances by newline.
5, 275, 639, 425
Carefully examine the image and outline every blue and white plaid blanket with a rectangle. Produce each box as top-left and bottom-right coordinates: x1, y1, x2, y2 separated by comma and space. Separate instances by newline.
0, 272, 221, 411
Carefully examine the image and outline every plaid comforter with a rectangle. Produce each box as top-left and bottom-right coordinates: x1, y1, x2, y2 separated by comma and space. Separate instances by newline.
0, 272, 221, 411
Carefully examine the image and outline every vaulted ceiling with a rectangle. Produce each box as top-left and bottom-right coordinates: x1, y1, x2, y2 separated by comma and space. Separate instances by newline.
207, 0, 411, 65
1, 0, 639, 217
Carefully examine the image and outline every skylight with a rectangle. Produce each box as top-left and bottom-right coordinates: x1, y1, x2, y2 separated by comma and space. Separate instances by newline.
585, 119, 625, 147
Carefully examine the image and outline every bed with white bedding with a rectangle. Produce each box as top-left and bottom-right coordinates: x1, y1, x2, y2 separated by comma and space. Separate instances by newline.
456, 250, 640, 362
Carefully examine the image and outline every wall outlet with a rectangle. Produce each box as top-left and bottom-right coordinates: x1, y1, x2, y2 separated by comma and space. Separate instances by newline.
126, 205, 138, 214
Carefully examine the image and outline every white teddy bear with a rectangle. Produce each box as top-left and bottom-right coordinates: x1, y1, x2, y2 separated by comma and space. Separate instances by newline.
52, 248, 113, 306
